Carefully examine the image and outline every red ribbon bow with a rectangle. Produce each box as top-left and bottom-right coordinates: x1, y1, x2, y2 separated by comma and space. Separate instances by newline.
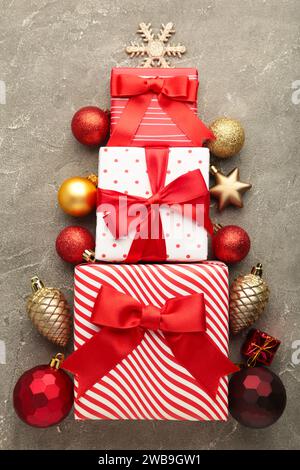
98, 148, 213, 262
63, 285, 238, 399
108, 74, 214, 147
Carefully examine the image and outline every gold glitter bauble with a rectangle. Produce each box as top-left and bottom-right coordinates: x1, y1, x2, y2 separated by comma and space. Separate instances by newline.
229, 264, 269, 335
58, 174, 97, 217
208, 117, 245, 158
26, 277, 72, 347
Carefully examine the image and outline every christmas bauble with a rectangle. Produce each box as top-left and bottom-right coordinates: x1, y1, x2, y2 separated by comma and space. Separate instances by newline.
229, 263, 269, 335
212, 225, 250, 264
27, 276, 71, 347
71, 106, 109, 146
58, 174, 98, 217
208, 117, 245, 158
229, 366, 286, 428
56, 226, 95, 264
13, 354, 73, 428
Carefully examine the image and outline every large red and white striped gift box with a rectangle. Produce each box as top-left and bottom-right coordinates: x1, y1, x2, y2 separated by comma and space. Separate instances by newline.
72, 262, 231, 421
95, 146, 210, 262
110, 67, 199, 147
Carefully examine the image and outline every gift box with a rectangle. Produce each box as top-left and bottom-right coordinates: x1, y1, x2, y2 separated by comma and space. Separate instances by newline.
95, 146, 212, 262
64, 262, 237, 421
241, 329, 281, 367
108, 67, 213, 147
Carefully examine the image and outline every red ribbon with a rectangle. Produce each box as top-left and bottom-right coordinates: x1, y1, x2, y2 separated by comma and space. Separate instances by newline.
63, 285, 238, 399
108, 74, 214, 146
98, 148, 213, 262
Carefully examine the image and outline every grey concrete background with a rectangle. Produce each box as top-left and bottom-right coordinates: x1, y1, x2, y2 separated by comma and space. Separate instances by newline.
0, 0, 299, 450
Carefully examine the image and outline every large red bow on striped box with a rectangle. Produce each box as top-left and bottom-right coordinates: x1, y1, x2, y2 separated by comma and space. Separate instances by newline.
108, 73, 214, 147
63, 285, 238, 399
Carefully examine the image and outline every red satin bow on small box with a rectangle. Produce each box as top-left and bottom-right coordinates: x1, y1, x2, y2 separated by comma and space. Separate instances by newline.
108, 74, 214, 147
63, 285, 238, 399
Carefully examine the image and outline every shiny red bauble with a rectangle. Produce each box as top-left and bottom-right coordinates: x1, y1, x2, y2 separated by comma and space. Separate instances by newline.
229, 366, 286, 428
13, 364, 73, 428
212, 225, 250, 264
56, 226, 95, 264
71, 106, 109, 146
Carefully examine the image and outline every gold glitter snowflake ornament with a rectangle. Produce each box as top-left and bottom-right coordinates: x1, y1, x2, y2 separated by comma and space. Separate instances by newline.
125, 23, 186, 68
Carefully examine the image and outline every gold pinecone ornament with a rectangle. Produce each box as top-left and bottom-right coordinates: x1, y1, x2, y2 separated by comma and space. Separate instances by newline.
26, 276, 72, 347
229, 264, 269, 335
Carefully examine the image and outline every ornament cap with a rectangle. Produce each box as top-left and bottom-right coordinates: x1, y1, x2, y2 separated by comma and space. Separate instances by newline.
30, 276, 45, 293
210, 165, 219, 176
86, 174, 98, 187
251, 263, 263, 277
213, 223, 223, 234
49, 353, 65, 370
82, 249, 96, 263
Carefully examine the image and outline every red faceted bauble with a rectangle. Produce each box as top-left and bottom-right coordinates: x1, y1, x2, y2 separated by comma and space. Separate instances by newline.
71, 106, 109, 146
13, 364, 73, 428
56, 226, 95, 264
229, 366, 286, 428
212, 225, 250, 264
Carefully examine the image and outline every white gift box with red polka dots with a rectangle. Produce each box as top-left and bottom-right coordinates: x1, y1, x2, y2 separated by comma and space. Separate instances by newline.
95, 147, 210, 262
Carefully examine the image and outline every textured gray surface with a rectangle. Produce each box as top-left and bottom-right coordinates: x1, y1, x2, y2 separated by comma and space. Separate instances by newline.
0, 0, 300, 450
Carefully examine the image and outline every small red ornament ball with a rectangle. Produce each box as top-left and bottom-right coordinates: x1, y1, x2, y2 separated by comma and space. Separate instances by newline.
212, 225, 250, 264
229, 367, 286, 428
13, 364, 73, 428
56, 226, 95, 264
71, 106, 109, 146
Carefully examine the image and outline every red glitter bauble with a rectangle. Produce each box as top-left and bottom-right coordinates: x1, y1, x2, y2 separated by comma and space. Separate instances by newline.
71, 106, 109, 146
212, 225, 250, 264
229, 366, 286, 428
13, 363, 73, 428
56, 226, 95, 264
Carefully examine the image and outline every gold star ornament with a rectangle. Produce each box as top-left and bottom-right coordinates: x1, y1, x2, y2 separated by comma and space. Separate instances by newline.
210, 165, 252, 211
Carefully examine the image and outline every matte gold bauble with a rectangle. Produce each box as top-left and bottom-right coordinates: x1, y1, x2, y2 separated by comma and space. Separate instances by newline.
58, 174, 97, 217
229, 264, 269, 335
208, 117, 245, 158
26, 277, 72, 347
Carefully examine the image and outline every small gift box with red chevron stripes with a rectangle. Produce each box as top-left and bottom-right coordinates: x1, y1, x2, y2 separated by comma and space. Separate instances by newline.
70, 262, 234, 421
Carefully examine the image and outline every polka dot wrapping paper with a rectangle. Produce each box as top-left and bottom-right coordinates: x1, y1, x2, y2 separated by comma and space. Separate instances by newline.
95, 147, 210, 262
110, 67, 199, 147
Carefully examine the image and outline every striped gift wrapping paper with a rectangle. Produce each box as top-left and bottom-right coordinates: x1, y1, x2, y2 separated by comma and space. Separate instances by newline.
110, 67, 198, 147
73, 262, 230, 421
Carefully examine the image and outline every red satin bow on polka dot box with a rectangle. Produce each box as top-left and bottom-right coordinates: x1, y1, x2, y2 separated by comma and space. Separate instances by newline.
108, 67, 214, 148
95, 146, 212, 263
64, 262, 237, 421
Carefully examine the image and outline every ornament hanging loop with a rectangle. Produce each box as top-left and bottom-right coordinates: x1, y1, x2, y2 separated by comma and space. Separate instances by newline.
49, 353, 65, 370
